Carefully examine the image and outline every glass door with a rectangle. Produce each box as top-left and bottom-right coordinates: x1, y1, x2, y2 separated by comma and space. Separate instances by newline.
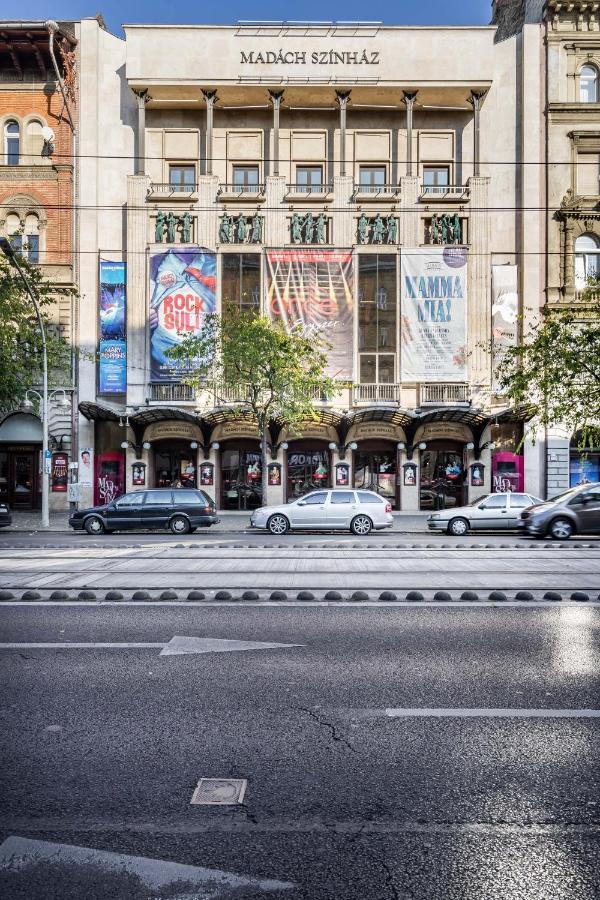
11, 452, 35, 509
419, 448, 466, 510
221, 448, 262, 510
354, 451, 396, 506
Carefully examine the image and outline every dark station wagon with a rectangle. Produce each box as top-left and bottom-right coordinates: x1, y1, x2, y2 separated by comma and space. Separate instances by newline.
69, 488, 218, 535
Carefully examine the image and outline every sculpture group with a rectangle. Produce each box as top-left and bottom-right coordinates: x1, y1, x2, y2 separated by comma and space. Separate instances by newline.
428, 212, 463, 245
290, 212, 328, 244
154, 211, 193, 244
357, 213, 397, 245
219, 212, 264, 244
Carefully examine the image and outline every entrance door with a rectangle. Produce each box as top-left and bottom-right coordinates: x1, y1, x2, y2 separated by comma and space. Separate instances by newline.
286, 447, 330, 501
11, 451, 36, 509
353, 451, 396, 506
155, 448, 197, 489
419, 444, 466, 510
221, 447, 262, 510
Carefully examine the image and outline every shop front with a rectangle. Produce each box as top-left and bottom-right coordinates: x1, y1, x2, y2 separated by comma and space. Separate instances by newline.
415, 422, 474, 511
286, 442, 331, 501
570, 435, 600, 487
490, 422, 525, 493
353, 442, 397, 507
220, 441, 262, 510
0, 413, 43, 510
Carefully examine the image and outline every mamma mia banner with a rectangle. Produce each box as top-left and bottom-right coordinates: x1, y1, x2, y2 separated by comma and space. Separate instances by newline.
266, 249, 354, 379
149, 248, 216, 382
400, 248, 467, 382
99, 261, 126, 394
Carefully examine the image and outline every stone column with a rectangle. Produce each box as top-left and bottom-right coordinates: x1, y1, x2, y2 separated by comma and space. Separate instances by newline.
202, 90, 217, 177
198, 175, 219, 248
268, 90, 284, 177
336, 91, 351, 177
264, 176, 287, 246
563, 219, 575, 301
126, 174, 151, 407
133, 90, 149, 176
402, 91, 418, 177
469, 91, 486, 177
332, 176, 355, 246
399, 175, 420, 246
467, 175, 492, 390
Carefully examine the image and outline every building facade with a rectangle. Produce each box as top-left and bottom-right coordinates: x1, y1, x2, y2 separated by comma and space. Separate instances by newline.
71, 13, 553, 511
0, 20, 77, 510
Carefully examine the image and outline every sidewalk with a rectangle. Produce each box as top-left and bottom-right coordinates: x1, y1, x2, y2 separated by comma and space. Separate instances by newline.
2, 509, 431, 534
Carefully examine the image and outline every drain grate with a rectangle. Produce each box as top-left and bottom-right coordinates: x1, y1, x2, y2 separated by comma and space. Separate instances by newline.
190, 778, 247, 805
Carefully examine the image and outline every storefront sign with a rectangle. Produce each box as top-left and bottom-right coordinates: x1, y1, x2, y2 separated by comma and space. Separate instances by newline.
213, 420, 260, 440
348, 422, 405, 443
281, 422, 338, 442
51, 452, 68, 492
149, 248, 216, 383
200, 462, 214, 486
240, 49, 380, 66
144, 421, 203, 443
492, 265, 518, 390
266, 249, 354, 380
268, 462, 282, 486
415, 423, 472, 444
99, 261, 126, 394
335, 463, 349, 486
400, 248, 467, 381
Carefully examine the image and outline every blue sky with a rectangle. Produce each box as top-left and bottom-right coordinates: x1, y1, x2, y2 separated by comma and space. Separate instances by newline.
24, 1, 490, 36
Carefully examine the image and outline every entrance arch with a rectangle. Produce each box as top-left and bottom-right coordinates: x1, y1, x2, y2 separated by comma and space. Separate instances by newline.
419, 439, 467, 510
353, 439, 398, 507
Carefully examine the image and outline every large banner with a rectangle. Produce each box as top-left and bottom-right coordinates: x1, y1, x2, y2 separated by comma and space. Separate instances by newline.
400, 247, 467, 382
491, 264, 518, 390
149, 248, 216, 382
266, 249, 353, 379
98, 261, 126, 393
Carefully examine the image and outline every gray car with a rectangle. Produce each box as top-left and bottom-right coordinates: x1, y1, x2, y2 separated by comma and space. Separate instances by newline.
520, 482, 600, 540
428, 492, 543, 536
250, 489, 393, 535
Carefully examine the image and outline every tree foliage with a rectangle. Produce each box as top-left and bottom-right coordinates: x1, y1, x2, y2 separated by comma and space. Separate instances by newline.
168, 308, 336, 501
493, 293, 600, 449
0, 255, 73, 412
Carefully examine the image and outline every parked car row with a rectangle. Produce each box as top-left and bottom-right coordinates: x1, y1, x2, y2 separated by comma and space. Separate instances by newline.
68, 488, 218, 534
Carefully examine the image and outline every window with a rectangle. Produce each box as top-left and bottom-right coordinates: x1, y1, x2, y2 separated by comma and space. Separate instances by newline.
330, 491, 356, 504
576, 153, 600, 195
580, 65, 598, 103
358, 254, 397, 383
482, 495, 507, 508
232, 165, 260, 188
173, 490, 207, 505
6, 212, 40, 263
169, 165, 195, 188
575, 233, 600, 290
4, 120, 19, 165
144, 490, 173, 506
359, 166, 386, 192
422, 166, 450, 194
221, 253, 261, 312
508, 493, 534, 508
115, 493, 142, 507
301, 491, 328, 505
296, 166, 323, 192
26, 120, 44, 158
357, 491, 385, 504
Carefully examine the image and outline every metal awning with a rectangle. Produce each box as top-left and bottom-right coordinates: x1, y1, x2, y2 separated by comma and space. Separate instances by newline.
345, 406, 415, 428
414, 407, 489, 429
201, 407, 256, 428
129, 407, 200, 428
78, 401, 122, 423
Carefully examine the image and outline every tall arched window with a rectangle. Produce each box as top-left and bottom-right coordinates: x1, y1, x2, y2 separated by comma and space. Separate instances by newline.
580, 65, 598, 103
575, 233, 600, 289
26, 119, 44, 158
4, 120, 20, 165
4, 211, 40, 263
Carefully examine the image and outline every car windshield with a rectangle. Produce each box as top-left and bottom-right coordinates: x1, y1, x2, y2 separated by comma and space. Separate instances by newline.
549, 488, 580, 502
470, 495, 489, 506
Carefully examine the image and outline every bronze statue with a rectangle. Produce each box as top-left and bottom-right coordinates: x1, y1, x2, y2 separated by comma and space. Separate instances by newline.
440, 214, 449, 245
166, 212, 176, 244
237, 215, 247, 243
315, 213, 327, 244
431, 213, 439, 245
304, 212, 314, 243
386, 214, 397, 244
452, 213, 462, 244
154, 211, 166, 243
250, 212, 263, 243
181, 211, 192, 244
373, 214, 384, 244
357, 213, 369, 244
291, 213, 303, 244
219, 213, 232, 243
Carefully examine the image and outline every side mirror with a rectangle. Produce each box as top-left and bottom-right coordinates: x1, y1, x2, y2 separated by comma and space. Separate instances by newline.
580, 496, 590, 505
297, 500, 306, 506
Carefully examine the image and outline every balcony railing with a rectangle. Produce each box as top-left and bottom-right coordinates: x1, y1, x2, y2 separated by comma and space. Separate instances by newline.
286, 182, 333, 196
353, 383, 401, 404
147, 182, 198, 197
353, 183, 400, 197
420, 184, 470, 200
217, 183, 265, 197
575, 288, 600, 303
419, 383, 470, 406
149, 383, 195, 402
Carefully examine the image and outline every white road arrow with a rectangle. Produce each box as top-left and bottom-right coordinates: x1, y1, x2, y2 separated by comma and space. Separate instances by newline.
0, 636, 304, 657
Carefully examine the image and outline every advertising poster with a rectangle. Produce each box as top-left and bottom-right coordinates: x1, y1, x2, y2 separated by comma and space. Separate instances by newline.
491, 265, 518, 389
400, 248, 468, 382
149, 248, 216, 382
266, 249, 354, 379
51, 452, 69, 492
79, 448, 93, 485
99, 261, 126, 394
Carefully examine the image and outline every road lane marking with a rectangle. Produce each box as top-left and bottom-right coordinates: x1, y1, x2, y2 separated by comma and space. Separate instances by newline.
0, 836, 294, 894
384, 708, 600, 718
0, 642, 164, 650
0, 636, 304, 656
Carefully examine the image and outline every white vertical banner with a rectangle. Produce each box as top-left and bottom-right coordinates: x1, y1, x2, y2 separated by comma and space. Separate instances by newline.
400, 248, 468, 381
491, 264, 518, 389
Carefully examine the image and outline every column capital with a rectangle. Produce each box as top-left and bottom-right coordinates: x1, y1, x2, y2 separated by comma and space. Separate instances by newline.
335, 89, 351, 107
468, 90, 487, 110
202, 89, 218, 105
132, 88, 151, 106
268, 89, 284, 105
402, 90, 418, 107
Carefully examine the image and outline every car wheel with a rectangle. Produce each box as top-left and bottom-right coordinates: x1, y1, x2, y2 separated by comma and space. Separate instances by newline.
169, 515, 190, 535
267, 514, 289, 535
549, 517, 573, 540
351, 515, 372, 536
448, 517, 469, 536
84, 515, 105, 535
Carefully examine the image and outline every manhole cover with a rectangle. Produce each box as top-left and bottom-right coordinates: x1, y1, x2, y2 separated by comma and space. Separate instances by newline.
190, 778, 247, 805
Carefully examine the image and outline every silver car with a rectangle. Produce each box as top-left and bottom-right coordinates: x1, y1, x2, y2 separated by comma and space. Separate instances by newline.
250, 489, 394, 535
427, 492, 542, 536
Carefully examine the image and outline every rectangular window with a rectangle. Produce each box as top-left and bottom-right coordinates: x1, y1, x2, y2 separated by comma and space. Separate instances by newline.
422, 166, 450, 194
359, 166, 386, 192
577, 153, 600, 195
6, 138, 19, 166
358, 254, 397, 383
25, 234, 39, 264
232, 165, 260, 188
296, 166, 323, 192
221, 253, 261, 312
169, 165, 196, 187
144, 490, 173, 506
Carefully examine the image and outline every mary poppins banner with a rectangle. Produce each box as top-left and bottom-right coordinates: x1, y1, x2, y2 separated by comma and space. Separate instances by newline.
266, 249, 354, 380
98, 261, 127, 394
149, 248, 216, 382
400, 247, 468, 382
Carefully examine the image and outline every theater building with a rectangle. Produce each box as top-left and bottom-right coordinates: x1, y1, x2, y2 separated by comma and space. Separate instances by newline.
76, 13, 547, 510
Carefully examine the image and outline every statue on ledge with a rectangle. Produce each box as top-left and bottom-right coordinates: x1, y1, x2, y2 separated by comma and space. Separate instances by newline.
219, 213, 232, 243
357, 213, 369, 244
250, 212, 263, 243
154, 211, 166, 243
166, 212, 176, 244
291, 213, 303, 244
180, 211, 192, 244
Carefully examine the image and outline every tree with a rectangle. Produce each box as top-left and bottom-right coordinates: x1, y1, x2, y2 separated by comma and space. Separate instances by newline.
0, 253, 73, 413
493, 292, 600, 449
168, 308, 336, 504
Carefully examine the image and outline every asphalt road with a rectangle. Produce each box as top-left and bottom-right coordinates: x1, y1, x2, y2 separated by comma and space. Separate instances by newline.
0, 603, 599, 899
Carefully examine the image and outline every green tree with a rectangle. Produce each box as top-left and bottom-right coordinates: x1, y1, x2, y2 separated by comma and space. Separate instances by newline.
493, 292, 600, 449
0, 253, 73, 412
168, 308, 336, 503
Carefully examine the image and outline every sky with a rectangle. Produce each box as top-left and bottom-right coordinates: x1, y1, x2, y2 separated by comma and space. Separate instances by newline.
22, 1, 490, 36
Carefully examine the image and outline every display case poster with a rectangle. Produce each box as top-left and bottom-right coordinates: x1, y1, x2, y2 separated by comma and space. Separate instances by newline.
51, 452, 69, 492
79, 448, 93, 485
149, 248, 216, 382
266, 249, 354, 379
99, 261, 126, 393
491, 265, 518, 389
400, 248, 467, 381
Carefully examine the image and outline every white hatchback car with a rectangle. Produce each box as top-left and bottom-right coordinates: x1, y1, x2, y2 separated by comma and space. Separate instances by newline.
250, 489, 394, 535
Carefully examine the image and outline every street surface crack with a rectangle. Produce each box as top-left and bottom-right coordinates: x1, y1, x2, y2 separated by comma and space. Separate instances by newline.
296, 706, 356, 753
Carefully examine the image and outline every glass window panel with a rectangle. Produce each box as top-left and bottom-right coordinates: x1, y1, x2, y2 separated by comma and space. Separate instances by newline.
378, 355, 395, 383
222, 254, 260, 312
26, 234, 39, 264
241, 253, 261, 310
358, 255, 396, 380
423, 166, 450, 187
173, 490, 205, 504
296, 166, 323, 191
360, 355, 377, 382
116, 493, 143, 507
482, 494, 507, 508
144, 490, 174, 506
357, 491, 385, 503
5, 121, 19, 165
580, 66, 598, 103
330, 491, 356, 504
302, 491, 328, 505
509, 494, 533, 508
169, 165, 195, 186
233, 165, 259, 187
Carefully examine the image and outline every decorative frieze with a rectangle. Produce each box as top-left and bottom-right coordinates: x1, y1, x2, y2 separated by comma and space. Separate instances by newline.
424, 213, 464, 245
356, 212, 398, 244
154, 210, 195, 244
290, 212, 329, 244
219, 212, 264, 243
